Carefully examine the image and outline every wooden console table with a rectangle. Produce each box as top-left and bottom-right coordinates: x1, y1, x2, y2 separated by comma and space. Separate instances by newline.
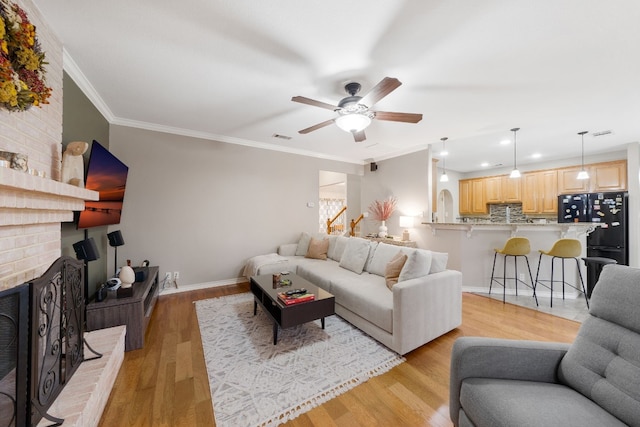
365, 236, 418, 248
86, 266, 159, 351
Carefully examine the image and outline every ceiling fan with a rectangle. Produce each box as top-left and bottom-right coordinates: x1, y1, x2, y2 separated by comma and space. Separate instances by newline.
291, 77, 423, 142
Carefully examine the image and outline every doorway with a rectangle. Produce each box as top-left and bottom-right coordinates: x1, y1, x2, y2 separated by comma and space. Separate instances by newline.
437, 189, 454, 223
319, 171, 347, 234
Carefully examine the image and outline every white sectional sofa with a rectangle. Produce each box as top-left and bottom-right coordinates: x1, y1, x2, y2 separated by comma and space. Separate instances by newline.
245, 234, 463, 355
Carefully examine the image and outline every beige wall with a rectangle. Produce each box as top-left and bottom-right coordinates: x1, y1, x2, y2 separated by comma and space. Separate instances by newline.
108, 125, 363, 286
360, 150, 430, 247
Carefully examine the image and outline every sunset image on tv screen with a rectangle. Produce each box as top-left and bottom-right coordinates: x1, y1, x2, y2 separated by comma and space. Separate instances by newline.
77, 141, 129, 228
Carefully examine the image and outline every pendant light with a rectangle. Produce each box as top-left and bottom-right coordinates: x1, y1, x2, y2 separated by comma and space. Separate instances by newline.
509, 127, 521, 178
440, 137, 449, 182
577, 131, 589, 180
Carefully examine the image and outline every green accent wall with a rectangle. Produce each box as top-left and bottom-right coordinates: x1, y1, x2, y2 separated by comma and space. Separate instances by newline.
60, 71, 110, 299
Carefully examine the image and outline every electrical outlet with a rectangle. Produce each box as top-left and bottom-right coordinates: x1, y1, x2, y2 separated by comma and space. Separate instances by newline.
174, 271, 180, 280
164, 272, 171, 281
519, 273, 525, 281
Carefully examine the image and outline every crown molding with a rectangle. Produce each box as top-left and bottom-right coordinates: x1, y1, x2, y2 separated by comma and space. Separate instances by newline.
111, 117, 364, 165
63, 48, 365, 166
62, 49, 115, 122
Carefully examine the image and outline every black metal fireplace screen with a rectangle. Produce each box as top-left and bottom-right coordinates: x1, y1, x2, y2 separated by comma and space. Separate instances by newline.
0, 256, 85, 427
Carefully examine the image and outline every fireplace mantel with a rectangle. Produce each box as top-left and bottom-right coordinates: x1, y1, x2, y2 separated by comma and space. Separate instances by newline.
0, 166, 99, 289
0, 166, 98, 225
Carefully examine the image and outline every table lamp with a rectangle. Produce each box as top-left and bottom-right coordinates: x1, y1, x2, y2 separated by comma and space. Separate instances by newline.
399, 216, 414, 241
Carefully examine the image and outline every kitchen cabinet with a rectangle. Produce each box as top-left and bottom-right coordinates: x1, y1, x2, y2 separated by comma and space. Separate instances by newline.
458, 160, 625, 217
502, 176, 522, 202
558, 166, 590, 194
522, 170, 557, 214
459, 178, 487, 214
459, 180, 471, 214
557, 160, 627, 194
591, 160, 626, 191
483, 175, 521, 204
471, 179, 486, 213
432, 159, 438, 212
484, 176, 502, 203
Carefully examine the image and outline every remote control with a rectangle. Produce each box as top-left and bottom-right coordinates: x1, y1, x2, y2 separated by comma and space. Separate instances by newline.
285, 288, 306, 296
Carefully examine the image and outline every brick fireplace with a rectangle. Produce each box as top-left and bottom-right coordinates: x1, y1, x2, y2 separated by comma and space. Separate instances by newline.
0, 4, 123, 426
0, 0, 97, 291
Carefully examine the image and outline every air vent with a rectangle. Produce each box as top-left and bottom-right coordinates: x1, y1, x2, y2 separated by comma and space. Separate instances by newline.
272, 133, 292, 140
592, 130, 613, 137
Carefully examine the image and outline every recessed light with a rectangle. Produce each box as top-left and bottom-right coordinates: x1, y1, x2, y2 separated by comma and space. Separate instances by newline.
481, 162, 490, 167
440, 150, 449, 156
531, 153, 542, 159
500, 139, 511, 145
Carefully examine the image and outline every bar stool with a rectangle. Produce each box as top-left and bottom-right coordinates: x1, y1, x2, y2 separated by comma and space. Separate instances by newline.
489, 237, 538, 305
534, 238, 589, 308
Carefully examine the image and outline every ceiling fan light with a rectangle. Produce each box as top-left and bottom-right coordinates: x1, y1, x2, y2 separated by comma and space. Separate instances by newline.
335, 113, 372, 133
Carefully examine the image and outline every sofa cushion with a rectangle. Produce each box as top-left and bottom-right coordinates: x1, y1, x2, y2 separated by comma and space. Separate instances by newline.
295, 232, 312, 256
295, 258, 341, 291
430, 251, 448, 274
330, 274, 393, 333
363, 240, 379, 272
306, 237, 329, 260
339, 237, 371, 274
367, 242, 403, 276
399, 249, 432, 282
385, 251, 407, 290
460, 378, 627, 427
557, 265, 640, 427
327, 235, 349, 261
278, 243, 298, 257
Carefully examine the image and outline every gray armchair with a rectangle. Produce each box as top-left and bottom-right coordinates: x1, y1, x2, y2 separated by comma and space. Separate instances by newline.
450, 264, 640, 427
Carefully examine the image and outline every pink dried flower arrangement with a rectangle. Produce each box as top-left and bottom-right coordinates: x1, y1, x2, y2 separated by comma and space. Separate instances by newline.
368, 196, 397, 221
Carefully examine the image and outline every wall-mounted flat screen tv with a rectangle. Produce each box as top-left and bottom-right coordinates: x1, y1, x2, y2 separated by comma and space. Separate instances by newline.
77, 140, 129, 228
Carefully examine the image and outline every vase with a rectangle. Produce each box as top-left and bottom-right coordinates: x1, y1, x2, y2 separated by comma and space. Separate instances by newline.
378, 220, 388, 238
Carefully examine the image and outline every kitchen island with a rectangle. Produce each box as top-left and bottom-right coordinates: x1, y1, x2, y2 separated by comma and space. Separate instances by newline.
422, 222, 596, 302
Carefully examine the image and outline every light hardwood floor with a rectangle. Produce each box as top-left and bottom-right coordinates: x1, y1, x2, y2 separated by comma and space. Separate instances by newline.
98, 283, 581, 426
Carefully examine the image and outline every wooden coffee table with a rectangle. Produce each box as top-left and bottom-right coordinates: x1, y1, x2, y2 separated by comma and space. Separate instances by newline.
250, 274, 335, 344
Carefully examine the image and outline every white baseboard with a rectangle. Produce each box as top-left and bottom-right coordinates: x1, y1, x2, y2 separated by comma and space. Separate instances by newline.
160, 277, 248, 295
463, 285, 582, 299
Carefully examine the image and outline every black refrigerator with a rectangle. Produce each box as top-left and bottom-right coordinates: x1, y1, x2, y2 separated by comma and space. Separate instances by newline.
557, 191, 628, 297
587, 191, 628, 266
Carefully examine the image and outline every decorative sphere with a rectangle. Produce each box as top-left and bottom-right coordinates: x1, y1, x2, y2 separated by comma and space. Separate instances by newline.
119, 266, 135, 287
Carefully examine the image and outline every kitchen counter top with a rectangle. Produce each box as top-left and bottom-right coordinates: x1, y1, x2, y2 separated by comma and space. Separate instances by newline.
423, 222, 598, 238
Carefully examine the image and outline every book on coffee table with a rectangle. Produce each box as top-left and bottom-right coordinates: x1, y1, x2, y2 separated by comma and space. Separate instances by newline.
278, 292, 315, 305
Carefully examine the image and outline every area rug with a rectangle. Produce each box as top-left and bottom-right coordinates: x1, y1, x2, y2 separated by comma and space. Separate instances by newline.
195, 292, 405, 427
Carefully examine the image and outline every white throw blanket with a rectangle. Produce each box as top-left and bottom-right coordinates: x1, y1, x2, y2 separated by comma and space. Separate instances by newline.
242, 253, 287, 278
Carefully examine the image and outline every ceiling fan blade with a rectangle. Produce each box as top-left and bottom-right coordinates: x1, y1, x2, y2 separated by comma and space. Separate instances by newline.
374, 111, 423, 123
353, 130, 366, 142
299, 119, 335, 134
359, 77, 402, 108
291, 96, 338, 111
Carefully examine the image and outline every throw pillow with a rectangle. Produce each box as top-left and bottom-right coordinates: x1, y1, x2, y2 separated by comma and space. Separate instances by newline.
326, 235, 338, 259
339, 237, 371, 274
331, 236, 349, 261
306, 237, 329, 260
430, 251, 449, 274
399, 249, 432, 282
385, 251, 408, 290
367, 243, 404, 276
295, 232, 313, 256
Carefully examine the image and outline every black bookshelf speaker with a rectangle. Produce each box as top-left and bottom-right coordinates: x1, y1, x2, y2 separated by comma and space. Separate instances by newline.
107, 230, 125, 247
72, 237, 100, 261
370, 162, 378, 172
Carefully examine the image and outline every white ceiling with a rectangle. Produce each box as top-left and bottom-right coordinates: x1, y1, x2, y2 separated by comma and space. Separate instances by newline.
35, 0, 640, 172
